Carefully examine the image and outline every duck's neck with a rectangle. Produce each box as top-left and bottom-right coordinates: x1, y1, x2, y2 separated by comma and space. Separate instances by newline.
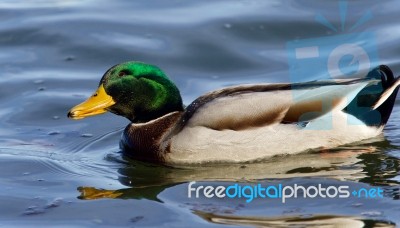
121, 111, 183, 163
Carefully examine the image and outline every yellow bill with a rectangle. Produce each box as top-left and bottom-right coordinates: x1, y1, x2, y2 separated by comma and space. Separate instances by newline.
68, 84, 115, 120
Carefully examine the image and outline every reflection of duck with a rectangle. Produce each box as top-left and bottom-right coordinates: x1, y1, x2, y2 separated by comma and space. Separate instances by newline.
68, 62, 400, 164
77, 185, 167, 202
194, 212, 394, 228
78, 138, 399, 201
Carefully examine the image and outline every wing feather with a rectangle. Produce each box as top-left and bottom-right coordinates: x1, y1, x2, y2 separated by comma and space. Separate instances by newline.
183, 79, 377, 130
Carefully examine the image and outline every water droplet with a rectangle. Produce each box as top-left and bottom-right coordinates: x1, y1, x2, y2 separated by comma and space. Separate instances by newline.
37, 179, 44, 182
224, 23, 232, 29
81, 133, 93, 138
38, 87, 46, 91
53, 116, 60, 120
22, 172, 30, 175
48, 131, 60, 136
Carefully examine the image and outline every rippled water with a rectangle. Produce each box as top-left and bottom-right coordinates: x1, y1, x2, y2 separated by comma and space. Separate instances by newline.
1, 0, 399, 226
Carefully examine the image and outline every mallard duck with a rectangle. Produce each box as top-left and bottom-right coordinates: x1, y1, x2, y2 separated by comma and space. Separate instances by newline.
68, 62, 400, 164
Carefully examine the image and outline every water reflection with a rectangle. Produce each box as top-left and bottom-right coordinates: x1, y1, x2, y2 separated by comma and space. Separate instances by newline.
78, 186, 167, 202
194, 212, 396, 228
76, 141, 400, 226
77, 137, 400, 202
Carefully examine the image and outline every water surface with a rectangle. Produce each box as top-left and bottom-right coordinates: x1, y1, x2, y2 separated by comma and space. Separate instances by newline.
0, 0, 399, 226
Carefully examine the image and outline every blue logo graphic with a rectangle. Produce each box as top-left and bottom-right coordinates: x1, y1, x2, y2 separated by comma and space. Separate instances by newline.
286, 0, 380, 129
187, 182, 384, 203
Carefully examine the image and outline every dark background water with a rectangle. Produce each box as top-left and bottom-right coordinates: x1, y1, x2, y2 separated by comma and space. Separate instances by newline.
0, 0, 399, 226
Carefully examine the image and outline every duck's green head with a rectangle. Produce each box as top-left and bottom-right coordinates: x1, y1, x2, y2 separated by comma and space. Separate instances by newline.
68, 62, 183, 122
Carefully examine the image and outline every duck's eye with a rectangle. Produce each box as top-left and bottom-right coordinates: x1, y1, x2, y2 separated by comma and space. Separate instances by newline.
118, 71, 129, 77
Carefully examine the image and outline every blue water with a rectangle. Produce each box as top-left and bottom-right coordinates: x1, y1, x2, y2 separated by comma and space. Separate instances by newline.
0, 0, 399, 226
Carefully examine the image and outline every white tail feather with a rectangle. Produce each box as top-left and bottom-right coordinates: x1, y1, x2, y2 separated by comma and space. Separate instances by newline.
373, 78, 400, 110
